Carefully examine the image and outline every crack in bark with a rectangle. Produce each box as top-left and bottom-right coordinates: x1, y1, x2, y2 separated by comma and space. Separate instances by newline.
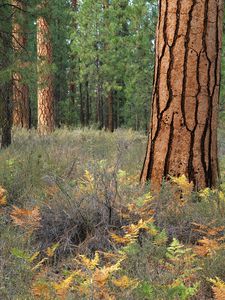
181, 0, 197, 131
141, 0, 223, 190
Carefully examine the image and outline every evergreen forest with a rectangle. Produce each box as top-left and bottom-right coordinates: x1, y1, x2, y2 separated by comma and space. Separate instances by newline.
1, 1, 225, 299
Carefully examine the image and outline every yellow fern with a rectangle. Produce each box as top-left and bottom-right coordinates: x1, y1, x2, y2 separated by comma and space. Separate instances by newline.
210, 277, 225, 300
199, 188, 211, 199
53, 271, 82, 299
79, 170, 95, 193
111, 218, 156, 245
111, 233, 133, 245
112, 275, 139, 289
46, 242, 59, 257
171, 175, 193, 196
78, 252, 100, 270
0, 187, 7, 206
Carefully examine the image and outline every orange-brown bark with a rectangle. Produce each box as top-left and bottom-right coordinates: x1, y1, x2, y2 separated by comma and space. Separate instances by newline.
141, 0, 224, 190
37, 15, 54, 135
12, 0, 30, 129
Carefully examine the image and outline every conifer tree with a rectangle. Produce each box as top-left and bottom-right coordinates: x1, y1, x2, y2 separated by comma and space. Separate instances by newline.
0, 4, 13, 148
12, 0, 30, 129
141, 0, 224, 190
37, 3, 54, 135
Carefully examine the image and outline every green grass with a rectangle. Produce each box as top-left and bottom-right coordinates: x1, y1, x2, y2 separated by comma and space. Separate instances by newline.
0, 128, 146, 205
0, 128, 147, 299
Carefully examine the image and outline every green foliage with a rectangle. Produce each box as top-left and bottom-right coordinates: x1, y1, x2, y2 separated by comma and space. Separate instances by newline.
167, 282, 199, 300
69, 0, 157, 129
2, 0, 225, 130
166, 238, 186, 259
11, 247, 31, 261
136, 281, 154, 299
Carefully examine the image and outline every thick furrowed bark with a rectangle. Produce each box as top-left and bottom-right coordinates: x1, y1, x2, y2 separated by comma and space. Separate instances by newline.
12, 72, 30, 128
37, 15, 54, 135
141, 0, 224, 190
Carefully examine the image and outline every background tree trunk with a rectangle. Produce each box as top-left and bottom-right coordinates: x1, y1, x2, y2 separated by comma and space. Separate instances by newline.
0, 30, 12, 148
79, 83, 85, 126
37, 15, 54, 135
97, 87, 104, 130
70, 83, 76, 105
1, 82, 12, 148
69, 0, 78, 125
12, 0, 30, 129
107, 90, 114, 132
85, 80, 90, 126
141, 0, 224, 190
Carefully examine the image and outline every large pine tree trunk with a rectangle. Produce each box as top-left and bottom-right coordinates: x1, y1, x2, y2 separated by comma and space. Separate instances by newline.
12, 0, 30, 129
141, 0, 224, 190
37, 15, 54, 135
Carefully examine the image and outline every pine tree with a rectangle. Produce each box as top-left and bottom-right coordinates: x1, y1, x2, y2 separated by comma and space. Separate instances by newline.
12, 0, 31, 129
141, 0, 224, 190
70, 0, 156, 130
0, 4, 13, 148
37, 3, 54, 135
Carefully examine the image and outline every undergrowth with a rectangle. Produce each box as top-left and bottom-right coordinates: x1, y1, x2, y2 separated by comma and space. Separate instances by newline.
1, 128, 225, 299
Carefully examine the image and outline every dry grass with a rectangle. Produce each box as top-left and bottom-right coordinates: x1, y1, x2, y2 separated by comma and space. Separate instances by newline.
1, 128, 225, 299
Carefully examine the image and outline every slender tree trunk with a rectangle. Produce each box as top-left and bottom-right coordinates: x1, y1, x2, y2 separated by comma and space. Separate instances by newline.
95, 84, 99, 124
54, 18, 61, 128
107, 90, 114, 132
37, 14, 54, 135
96, 57, 104, 129
79, 83, 85, 126
1, 83, 12, 148
99, 90, 104, 130
12, 0, 30, 129
103, 0, 114, 132
116, 93, 120, 128
114, 91, 118, 130
69, 0, 77, 121
0, 31, 12, 148
141, 0, 224, 190
144, 98, 149, 134
70, 83, 76, 104
85, 81, 90, 126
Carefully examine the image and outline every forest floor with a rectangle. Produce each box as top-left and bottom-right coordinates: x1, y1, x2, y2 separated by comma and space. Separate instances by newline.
1, 128, 225, 300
